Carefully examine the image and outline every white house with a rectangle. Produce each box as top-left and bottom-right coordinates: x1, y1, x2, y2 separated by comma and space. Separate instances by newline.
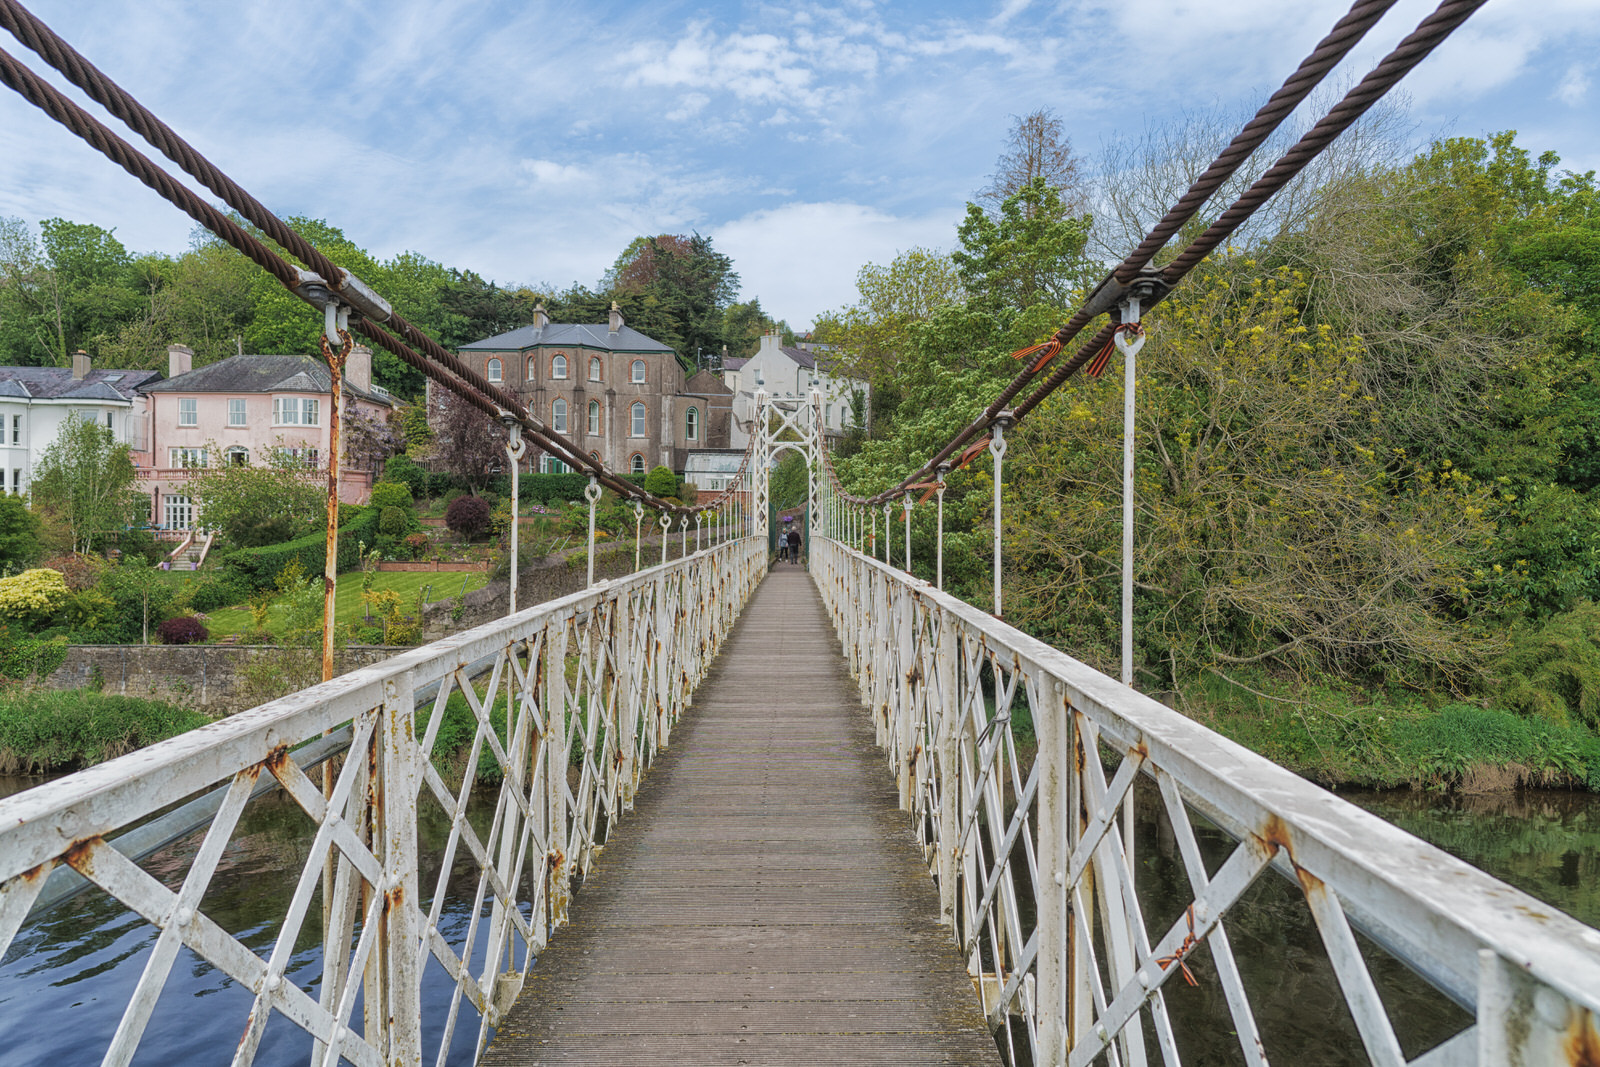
0, 352, 161, 497
722, 331, 869, 449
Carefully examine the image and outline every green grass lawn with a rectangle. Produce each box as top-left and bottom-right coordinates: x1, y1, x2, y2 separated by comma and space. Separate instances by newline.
203, 570, 487, 639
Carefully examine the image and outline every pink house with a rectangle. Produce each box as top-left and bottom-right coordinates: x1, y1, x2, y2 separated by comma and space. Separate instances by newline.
137, 343, 396, 529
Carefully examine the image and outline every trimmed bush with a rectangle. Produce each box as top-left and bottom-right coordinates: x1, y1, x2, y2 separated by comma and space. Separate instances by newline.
445, 495, 492, 538
379, 506, 409, 536
157, 615, 210, 645
220, 506, 379, 591
643, 465, 677, 498
190, 572, 250, 612
369, 481, 415, 512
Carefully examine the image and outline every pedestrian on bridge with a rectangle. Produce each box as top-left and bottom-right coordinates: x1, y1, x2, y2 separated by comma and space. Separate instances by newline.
786, 526, 801, 565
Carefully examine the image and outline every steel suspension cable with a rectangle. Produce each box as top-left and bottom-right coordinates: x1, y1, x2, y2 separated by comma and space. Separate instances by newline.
1005, 0, 1489, 432
0, 7, 753, 516
855, 0, 1485, 506
855, 0, 1400, 506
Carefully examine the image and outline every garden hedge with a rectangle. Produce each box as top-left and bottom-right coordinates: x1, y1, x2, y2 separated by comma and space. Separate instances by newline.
220, 505, 378, 590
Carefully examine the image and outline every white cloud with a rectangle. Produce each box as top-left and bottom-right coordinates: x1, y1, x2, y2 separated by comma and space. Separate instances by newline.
712, 201, 957, 329
520, 159, 589, 186
1555, 64, 1592, 107
665, 93, 711, 121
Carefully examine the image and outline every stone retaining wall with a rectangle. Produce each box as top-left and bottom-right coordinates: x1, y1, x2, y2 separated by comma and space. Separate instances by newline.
43, 644, 410, 715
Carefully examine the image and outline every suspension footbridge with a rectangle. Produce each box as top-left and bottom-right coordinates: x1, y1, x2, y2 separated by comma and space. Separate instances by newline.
1, 0, 1599, 1063
480, 566, 998, 1066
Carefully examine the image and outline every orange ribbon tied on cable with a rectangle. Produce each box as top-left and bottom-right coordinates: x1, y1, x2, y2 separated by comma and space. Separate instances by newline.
907, 480, 943, 504
953, 435, 992, 472
1011, 338, 1064, 373
1087, 322, 1147, 379
1157, 904, 1201, 987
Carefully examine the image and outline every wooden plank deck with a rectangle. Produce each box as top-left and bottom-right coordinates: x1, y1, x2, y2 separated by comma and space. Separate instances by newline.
483, 564, 1001, 1066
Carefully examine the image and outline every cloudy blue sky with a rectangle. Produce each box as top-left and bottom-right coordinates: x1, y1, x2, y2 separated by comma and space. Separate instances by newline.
2, 0, 1598, 330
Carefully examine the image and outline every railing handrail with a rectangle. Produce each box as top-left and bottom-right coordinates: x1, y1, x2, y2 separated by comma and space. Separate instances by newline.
811, 533, 1600, 1062
0, 539, 753, 887
833, 543, 1600, 1009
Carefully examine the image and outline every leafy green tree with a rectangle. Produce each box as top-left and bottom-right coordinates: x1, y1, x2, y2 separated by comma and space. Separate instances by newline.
953, 177, 1092, 314
1007, 265, 1497, 692
31, 414, 137, 554
815, 247, 963, 387
185, 447, 326, 547
0, 494, 41, 571
586, 232, 741, 359
769, 452, 808, 510
723, 298, 789, 360
101, 556, 170, 645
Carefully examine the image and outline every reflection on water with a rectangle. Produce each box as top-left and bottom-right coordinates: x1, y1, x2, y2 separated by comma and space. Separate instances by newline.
1345, 788, 1600, 929
0, 776, 510, 1067
4, 771, 1598, 1066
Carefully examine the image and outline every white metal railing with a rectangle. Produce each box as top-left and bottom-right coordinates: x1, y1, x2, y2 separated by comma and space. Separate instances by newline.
0, 536, 766, 1067
811, 537, 1600, 1066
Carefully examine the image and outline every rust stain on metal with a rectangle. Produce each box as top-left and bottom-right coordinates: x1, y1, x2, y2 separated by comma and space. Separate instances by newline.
61, 835, 104, 873
16, 860, 51, 885
264, 744, 291, 773
1568, 1010, 1600, 1067
1256, 813, 1291, 862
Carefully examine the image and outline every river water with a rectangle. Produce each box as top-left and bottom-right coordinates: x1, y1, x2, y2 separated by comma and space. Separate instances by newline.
3, 775, 1598, 1065
0, 774, 502, 1067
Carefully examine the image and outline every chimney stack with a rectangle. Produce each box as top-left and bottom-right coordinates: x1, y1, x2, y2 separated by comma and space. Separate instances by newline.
167, 343, 193, 378
532, 302, 549, 330
346, 344, 373, 394
608, 301, 624, 335
71, 350, 90, 380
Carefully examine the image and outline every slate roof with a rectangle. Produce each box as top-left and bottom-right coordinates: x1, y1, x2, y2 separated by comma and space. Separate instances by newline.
780, 346, 815, 370
723, 357, 750, 371
0, 366, 162, 401
142, 354, 393, 406
460, 322, 673, 353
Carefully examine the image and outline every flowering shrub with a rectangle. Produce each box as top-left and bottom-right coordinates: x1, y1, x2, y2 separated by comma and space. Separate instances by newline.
403, 532, 431, 560
157, 615, 210, 645
0, 568, 69, 626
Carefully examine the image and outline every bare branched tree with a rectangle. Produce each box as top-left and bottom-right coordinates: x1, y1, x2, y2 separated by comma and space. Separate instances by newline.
978, 108, 1089, 217
1089, 88, 1413, 260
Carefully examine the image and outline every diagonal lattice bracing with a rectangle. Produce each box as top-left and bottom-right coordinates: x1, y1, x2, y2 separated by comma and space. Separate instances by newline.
811, 536, 1600, 1067
0, 539, 766, 1067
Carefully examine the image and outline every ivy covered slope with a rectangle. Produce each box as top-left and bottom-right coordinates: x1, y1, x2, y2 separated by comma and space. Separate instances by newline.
820, 123, 1600, 790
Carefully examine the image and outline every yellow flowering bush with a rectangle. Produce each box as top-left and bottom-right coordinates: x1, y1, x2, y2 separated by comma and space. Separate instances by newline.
0, 568, 70, 626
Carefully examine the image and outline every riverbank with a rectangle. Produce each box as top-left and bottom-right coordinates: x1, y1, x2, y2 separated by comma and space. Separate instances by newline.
1192, 685, 1600, 793
0, 689, 210, 775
